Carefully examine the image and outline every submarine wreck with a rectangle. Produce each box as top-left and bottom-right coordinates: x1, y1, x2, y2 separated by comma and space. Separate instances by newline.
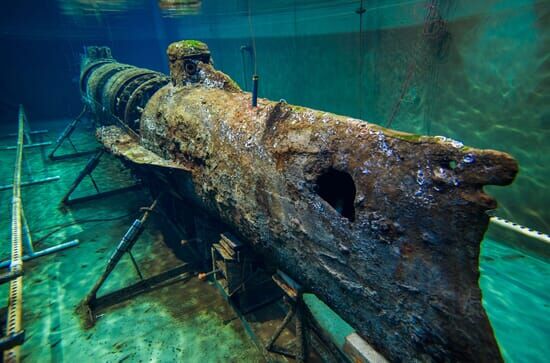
78, 41, 518, 362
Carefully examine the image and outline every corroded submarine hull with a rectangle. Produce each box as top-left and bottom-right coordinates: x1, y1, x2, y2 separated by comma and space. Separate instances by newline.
88, 42, 518, 362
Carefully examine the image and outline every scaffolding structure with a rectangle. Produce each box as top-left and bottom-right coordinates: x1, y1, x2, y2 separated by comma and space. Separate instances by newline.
0, 106, 79, 362
0, 109, 59, 191
48, 105, 98, 160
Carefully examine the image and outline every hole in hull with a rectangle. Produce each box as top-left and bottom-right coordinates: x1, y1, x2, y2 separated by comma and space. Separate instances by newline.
315, 169, 356, 222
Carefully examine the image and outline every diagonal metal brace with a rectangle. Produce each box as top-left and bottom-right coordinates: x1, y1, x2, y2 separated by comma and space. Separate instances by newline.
79, 195, 165, 326
60, 149, 141, 205
49, 105, 97, 160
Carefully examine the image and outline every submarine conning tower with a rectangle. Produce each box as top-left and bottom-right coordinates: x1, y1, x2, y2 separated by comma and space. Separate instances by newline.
79, 41, 236, 134
79, 45, 169, 132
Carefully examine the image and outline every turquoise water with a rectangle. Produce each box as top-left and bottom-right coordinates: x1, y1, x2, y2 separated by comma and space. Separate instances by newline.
481, 238, 550, 362
0, 0, 548, 361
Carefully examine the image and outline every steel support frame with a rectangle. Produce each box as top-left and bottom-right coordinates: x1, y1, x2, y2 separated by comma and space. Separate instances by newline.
48, 105, 97, 160
265, 271, 307, 362
1, 106, 78, 363
60, 149, 141, 205
80, 195, 190, 326
0, 111, 58, 192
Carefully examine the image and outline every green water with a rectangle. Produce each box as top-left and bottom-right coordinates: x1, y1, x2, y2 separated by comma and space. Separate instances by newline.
480, 238, 550, 362
0, 0, 548, 360
0, 121, 266, 363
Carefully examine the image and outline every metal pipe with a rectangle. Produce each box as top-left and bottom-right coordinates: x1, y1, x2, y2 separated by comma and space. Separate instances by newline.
0, 240, 79, 270
6, 130, 48, 137
0, 142, 52, 151
251, 74, 259, 107
82, 195, 161, 309
48, 106, 87, 160
61, 149, 104, 205
265, 303, 296, 350
0, 176, 60, 192
490, 216, 550, 244
4, 105, 26, 363
0, 270, 23, 285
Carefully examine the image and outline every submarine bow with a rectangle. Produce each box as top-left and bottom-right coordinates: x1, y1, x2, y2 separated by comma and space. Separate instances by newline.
79, 41, 518, 362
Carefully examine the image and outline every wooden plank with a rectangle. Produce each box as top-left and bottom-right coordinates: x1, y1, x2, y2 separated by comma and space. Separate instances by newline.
213, 243, 234, 261
220, 232, 244, 251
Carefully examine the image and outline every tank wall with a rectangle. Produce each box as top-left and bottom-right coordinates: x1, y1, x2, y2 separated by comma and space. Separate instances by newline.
198, 1, 548, 234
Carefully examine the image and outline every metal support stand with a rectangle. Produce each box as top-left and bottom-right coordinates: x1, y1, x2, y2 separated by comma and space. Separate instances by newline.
0, 142, 52, 151
79, 195, 191, 327
0, 110, 59, 192
1, 157, 77, 266
0, 207, 79, 269
1, 105, 77, 362
48, 105, 97, 160
0, 176, 60, 192
1, 130, 48, 139
0, 122, 52, 152
265, 270, 307, 362
60, 149, 141, 205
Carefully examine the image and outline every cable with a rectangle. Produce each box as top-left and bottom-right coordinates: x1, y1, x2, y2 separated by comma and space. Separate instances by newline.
357, 0, 366, 119
385, 0, 451, 129
247, 0, 258, 75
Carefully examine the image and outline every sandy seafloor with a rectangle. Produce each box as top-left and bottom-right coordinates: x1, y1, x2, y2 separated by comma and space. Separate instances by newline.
0, 119, 548, 362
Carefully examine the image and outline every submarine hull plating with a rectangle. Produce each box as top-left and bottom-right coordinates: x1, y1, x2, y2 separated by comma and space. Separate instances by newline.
86, 42, 517, 362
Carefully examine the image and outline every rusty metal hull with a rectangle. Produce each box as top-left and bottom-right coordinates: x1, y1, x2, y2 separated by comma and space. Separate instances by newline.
86, 42, 518, 362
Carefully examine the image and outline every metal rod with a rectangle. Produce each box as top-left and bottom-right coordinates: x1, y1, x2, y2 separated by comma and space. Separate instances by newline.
82, 195, 161, 308
3, 130, 48, 138
0, 331, 25, 352
4, 104, 26, 363
22, 157, 33, 181
62, 184, 141, 206
251, 74, 259, 107
0, 270, 23, 285
265, 303, 296, 351
490, 216, 550, 244
48, 106, 87, 160
61, 149, 104, 205
49, 149, 97, 161
0, 240, 80, 270
20, 208, 34, 255
92, 265, 191, 312
88, 173, 101, 193
127, 251, 144, 281
0, 176, 60, 192
0, 142, 52, 151
67, 137, 79, 153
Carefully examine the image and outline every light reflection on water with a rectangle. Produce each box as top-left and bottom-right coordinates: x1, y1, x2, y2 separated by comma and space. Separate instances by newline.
57, 0, 146, 16
56, 0, 201, 17
480, 237, 550, 363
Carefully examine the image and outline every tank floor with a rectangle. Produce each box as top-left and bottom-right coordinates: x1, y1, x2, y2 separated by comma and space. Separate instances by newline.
0, 119, 266, 362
